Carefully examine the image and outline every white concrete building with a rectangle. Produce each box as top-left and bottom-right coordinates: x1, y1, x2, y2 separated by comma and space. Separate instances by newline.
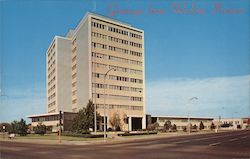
151, 116, 214, 131
44, 12, 146, 131
213, 117, 250, 130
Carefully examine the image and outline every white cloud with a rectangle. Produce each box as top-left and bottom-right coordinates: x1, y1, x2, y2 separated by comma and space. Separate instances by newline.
146, 75, 250, 118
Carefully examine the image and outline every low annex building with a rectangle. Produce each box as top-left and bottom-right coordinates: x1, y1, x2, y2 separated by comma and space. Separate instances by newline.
27, 112, 77, 132
148, 115, 214, 130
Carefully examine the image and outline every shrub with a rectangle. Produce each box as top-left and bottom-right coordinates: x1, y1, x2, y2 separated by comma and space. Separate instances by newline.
199, 121, 205, 130
182, 127, 187, 132
210, 122, 216, 129
109, 113, 122, 131
164, 120, 172, 131
63, 132, 103, 138
147, 122, 159, 131
118, 131, 157, 136
171, 124, 177, 132
34, 123, 46, 135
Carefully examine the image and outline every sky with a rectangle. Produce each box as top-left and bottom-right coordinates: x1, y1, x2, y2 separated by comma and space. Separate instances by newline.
0, 0, 249, 123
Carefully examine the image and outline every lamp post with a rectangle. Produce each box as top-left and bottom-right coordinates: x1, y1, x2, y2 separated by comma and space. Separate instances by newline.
188, 97, 198, 135
2, 125, 5, 139
103, 68, 116, 141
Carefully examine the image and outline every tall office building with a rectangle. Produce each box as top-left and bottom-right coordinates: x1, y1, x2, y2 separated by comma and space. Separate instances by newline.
46, 12, 145, 131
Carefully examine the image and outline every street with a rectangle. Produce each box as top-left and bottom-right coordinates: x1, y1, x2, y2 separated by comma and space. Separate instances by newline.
1, 130, 250, 159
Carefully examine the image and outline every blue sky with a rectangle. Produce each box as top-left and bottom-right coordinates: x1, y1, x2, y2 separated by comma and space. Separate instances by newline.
0, 0, 249, 122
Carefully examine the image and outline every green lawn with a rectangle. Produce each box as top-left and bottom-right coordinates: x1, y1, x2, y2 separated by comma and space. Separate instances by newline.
14, 133, 103, 141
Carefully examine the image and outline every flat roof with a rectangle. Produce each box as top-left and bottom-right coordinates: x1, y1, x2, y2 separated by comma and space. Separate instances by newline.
26, 112, 59, 118
151, 115, 214, 120
26, 112, 77, 118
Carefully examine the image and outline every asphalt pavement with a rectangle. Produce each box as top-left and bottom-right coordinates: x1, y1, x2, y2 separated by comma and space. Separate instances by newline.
1, 130, 250, 159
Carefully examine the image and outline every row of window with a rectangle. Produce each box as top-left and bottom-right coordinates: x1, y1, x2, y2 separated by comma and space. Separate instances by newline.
48, 52, 55, 65
48, 93, 56, 101
92, 22, 106, 29
92, 62, 107, 68
48, 84, 56, 94
93, 93, 143, 102
31, 115, 59, 122
109, 45, 129, 54
48, 60, 55, 72
107, 25, 129, 36
109, 75, 129, 82
48, 76, 56, 86
92, 32, 143, 55
93, 73, 143, 84
92, 83, 142, 93
92, 42, 142, 58
48, 68, 55, 79
48, 101, 56, 108
92, 32, 107, 39
92, 42, 107, 49
108, 35, 128, 45
130, 41, 142, 48
92, 52, 142, 66
91, 21, 142, 39
130, 50, 142, 57
47, 43, 55, 57
96, 104, 143, 110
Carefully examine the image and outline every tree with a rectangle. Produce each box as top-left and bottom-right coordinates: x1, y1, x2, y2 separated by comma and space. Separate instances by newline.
171, 124, 177, 131
109, 112, 122, 131
164, 120, 172, 131
192, 124, 197, 130
199, 121, 205, 130
34, 122, 46, 135
182, 126, 187, 132
210, 122, 216, 130
10, 118, 28, 136
0, 123, 12, 132
71, 100, 101, 133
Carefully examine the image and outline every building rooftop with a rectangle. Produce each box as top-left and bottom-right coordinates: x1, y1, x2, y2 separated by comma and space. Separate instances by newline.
151, 115, 214, 120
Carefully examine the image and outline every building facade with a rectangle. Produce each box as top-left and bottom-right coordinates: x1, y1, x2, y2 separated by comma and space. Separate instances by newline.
27, 112, 77, 132
150, 116, 214, 131
45, 12, 146, 131
213, 117, 250, 130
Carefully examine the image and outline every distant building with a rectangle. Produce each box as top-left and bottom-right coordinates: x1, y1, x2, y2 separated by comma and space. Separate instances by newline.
213, 117, 250, 130
148, 115, 214, 130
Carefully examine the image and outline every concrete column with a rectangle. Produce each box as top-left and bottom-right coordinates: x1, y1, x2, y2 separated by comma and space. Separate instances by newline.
142, 115, 146, 129
129, 117, 132, 131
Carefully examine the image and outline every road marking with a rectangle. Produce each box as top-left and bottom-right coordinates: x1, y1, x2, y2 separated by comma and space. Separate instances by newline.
209, 142, 221, 146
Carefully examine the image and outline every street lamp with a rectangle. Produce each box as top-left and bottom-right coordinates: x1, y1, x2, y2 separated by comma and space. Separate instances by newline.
188, 97, 198, 135
103, 68, 116, 141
